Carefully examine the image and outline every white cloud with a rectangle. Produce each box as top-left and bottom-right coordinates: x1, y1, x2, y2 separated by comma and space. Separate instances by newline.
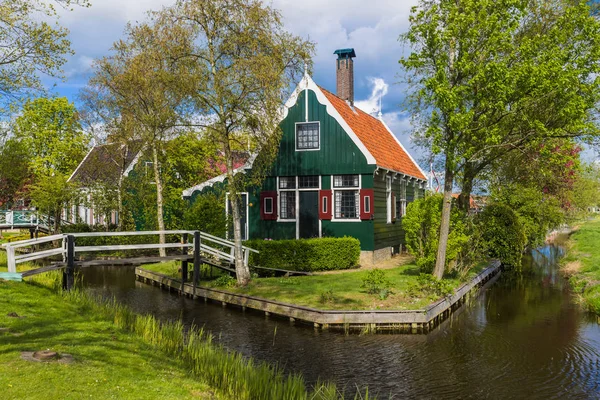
381, 110, 427, 168
51, 0, 420, 107
355, 77, 388, 115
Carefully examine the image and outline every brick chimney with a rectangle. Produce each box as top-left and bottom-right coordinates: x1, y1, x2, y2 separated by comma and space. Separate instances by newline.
334, 48, 356, 105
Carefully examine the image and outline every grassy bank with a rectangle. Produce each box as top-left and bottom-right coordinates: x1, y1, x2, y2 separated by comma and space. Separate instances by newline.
144, 260, 485, 310
561, 218, 600, 315
0, 247, 371, 399
0, 279, 222, 399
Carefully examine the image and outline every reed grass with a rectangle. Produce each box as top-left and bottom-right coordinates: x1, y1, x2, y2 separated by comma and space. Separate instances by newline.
1, 245, 375, 399
24, 274, 373, 400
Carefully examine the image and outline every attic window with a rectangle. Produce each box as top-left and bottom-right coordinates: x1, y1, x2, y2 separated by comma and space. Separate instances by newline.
296, 122, 320, 150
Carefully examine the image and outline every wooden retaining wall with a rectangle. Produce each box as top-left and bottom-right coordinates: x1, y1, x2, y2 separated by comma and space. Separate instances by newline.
135, 260, 502, 333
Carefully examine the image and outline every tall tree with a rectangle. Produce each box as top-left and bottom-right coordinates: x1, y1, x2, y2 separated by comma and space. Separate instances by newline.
401, 0, 600, 279
12, 97, 89, 231
0, 0, 89, 112
0, 138, 30, 208
162, 0, 313, 285
88, 18, 194, 254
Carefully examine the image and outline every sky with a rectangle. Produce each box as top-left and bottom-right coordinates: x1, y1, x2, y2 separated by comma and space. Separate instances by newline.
47, 0, 425, 161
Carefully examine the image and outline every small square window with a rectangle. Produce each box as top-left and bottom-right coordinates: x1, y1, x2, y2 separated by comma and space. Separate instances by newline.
296, 122, 319, 150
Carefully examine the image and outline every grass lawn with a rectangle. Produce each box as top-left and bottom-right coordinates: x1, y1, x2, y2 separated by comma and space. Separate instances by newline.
143, 259, 485, 311
0, 280, 221, 400
561, 218, 600, 315
0, 242, 360, 400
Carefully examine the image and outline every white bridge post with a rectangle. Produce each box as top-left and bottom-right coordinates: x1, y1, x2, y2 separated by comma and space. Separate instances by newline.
6, 246, 16, 273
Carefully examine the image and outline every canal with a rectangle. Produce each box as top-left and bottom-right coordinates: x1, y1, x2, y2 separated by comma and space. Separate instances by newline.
81, 242, 600, 399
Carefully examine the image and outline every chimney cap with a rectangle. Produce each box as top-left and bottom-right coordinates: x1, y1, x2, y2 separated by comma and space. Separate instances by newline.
334, 48, 356, 59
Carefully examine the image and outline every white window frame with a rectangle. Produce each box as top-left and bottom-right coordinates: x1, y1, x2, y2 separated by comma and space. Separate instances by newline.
331, 174, 361, 222
400, 180, 407, 217
276, 176, 322, 239
386, 175, 392, 224
277, 176, 297, 222
295, 121, 321, 152
263, 197, 274, 215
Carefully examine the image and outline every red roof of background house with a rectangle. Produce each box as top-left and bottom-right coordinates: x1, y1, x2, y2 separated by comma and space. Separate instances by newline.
320, 87, 426, 180
451, 193, 478, 209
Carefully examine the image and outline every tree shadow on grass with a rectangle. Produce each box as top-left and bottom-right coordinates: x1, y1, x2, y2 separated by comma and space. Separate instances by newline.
400, 265, 421, 276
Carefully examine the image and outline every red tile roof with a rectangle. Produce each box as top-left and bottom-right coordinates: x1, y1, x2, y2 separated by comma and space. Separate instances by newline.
320, 87, 426, 180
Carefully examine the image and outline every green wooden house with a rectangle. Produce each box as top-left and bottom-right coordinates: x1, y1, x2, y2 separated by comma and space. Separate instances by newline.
184, 49, 427, 266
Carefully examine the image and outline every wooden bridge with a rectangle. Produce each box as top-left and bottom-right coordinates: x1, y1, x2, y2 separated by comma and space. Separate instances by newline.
0, 210, 63, 235
1, 230, 261, 288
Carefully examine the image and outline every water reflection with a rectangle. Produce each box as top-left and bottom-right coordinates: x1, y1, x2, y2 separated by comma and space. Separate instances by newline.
81, 244, 600, 399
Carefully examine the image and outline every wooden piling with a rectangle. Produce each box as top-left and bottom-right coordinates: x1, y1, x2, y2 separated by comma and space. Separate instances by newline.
63, 235, 75, 291
180, 233, 188, 294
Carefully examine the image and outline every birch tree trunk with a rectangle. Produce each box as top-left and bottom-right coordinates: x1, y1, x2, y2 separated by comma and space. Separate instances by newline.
152, 144, 166, 257
433, 165, 454, 280
224, 141, 251, 285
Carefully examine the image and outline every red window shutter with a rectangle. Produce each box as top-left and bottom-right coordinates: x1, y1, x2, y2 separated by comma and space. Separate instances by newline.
391, 192, 397, 222
319, 190, 332, 220
360, 189, 374, 220
260, 191, 277, 220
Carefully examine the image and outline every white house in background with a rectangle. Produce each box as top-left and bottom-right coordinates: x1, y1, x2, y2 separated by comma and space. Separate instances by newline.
67, 141, 143, 226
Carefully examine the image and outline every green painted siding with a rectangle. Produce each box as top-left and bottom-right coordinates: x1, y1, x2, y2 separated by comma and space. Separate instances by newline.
372, 173, 425, 251
322, 220, 374, 250
272, 90, 375, 176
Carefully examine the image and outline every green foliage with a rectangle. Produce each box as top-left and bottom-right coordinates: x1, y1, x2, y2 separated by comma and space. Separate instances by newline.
13, 97, 89, 176
183, 192, 228, 238
360, 269, 393, 295
246, 237, 360, 273
403, 194, 474, 275
401, 0, 600, 277
319, 288, 336, 304
0, 1, 89, 113
213, 275, 237, 288
0, 139, 30, 207
491, 184, 563, 249
8, 97, 89, 232
477, 203, 526, 267
407, 273, 454, 299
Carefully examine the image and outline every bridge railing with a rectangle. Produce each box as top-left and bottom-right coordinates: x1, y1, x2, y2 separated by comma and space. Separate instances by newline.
0, 210, 73, 232
2, 230, 258, 276
2, 234, 67, 273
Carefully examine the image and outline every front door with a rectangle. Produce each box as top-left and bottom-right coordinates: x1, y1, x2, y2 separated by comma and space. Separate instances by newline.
299, 191, 319, 238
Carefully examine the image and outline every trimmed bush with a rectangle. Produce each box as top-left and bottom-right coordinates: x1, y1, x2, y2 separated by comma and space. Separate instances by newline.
246, 237, 360, 272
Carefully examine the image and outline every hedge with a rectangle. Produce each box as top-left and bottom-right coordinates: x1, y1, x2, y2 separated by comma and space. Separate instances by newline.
245, 237, 360, 272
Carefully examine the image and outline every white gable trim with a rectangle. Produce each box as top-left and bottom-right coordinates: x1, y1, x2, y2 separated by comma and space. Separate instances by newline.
182, 154, 256, 198
67, 146, 95, 183
379, 118, 428, 180
282, 74, 376, 165
123, 149, 143, 177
